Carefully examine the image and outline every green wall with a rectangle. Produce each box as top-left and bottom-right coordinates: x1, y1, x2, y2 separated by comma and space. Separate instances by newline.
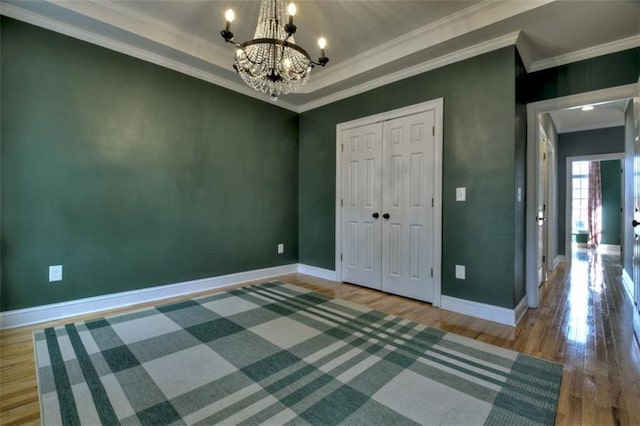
600, 160, 622, 245
522, 48, 640, 103
1, 18, 299, 311
299, 47, 519, 309
514, 52, 527, 303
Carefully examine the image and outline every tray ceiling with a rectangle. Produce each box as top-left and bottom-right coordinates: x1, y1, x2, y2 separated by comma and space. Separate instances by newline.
2, 0, 639, 112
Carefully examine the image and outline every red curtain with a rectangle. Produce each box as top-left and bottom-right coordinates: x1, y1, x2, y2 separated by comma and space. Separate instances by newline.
587, 161, 602, 248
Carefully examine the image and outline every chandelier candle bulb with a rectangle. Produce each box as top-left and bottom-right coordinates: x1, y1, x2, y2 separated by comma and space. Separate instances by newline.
285, 2, 297, 34
221, 8, 235, 41
318, 37, 326, 58
288, 3, 296, 23
225, 9, 234, 31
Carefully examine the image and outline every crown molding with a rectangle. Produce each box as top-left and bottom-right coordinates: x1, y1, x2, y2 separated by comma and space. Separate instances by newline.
303, 0, 555, 92
298, 32, 521, 113
0, 3, 299, 112
529, 34, 640, 72
515, 33, 535, 72
43, 0, 231, 69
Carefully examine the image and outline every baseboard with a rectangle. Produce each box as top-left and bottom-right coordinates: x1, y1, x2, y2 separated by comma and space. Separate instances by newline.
0, 264, 298, 330
621, 269, 640, 346
297, 264, 337, 281
514, 296, 528, 325
553, 255, 565, 270
296, 265, 528, 327
634, 308, 640, 348
598, 244, 621, 254
440, 295, 520, 326
622, 268, 635, 306
537, 281, 546, 307
299, 267, 526, 326
0, 263, 533, 330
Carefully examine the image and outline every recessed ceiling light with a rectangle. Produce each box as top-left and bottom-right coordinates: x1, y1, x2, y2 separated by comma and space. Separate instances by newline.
581, 105, 594, 111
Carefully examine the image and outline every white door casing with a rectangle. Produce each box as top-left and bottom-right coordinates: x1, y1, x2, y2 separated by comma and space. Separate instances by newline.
335, 99, 443, 305
537, 136, 548, 286
546, 138, 556, 271
633, 79, 640, 342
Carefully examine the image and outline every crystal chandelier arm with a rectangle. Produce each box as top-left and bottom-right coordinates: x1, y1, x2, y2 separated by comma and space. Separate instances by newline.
240, 38, 311, 61
311, 57, 329, 67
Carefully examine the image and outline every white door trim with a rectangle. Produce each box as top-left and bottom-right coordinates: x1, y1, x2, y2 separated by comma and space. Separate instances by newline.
526, 84, 637, 308
565, 153, 624, 261
335, 99, 444, 306
545, 136, 557, 272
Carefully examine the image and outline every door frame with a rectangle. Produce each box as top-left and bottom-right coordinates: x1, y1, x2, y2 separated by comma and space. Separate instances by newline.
564, 153, 624, 261
536, 127, 549, 286
334, 98, 444, 306
536, 125, 558, 275
526, 84, 637, 308
634, 77, 640, 345
545, 134, 557, 272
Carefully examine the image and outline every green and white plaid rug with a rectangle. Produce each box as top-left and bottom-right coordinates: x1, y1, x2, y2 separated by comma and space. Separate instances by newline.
34, 282, 562, 425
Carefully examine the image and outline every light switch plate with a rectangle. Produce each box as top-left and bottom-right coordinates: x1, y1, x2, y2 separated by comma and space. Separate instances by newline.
456, 187, 466, 201
49, 265, 63, 282
277, 243, 284, 254
455, 265, 465, 280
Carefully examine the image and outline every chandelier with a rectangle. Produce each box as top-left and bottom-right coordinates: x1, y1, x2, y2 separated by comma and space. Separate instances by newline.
221, 0, 329, 101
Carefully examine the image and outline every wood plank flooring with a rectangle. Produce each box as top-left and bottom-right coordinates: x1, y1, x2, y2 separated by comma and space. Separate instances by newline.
1, 251, 639, 425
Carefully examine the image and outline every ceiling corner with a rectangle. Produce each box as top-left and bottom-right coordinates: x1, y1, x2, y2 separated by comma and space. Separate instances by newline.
515, 32, 534, 72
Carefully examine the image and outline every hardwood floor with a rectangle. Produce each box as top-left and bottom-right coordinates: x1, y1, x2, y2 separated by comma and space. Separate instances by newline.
1, 251, 639, 425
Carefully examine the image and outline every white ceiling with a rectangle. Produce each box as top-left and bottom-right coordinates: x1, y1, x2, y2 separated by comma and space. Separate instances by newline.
2, 0, 639, 112
549, 100, 629, 134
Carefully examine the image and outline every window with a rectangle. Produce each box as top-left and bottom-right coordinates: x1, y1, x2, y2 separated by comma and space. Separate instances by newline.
572, 161, 589, 233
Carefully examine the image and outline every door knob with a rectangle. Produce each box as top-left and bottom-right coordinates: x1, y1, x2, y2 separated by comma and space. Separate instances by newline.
372, 212, 379, 219
633, 219, 640, 227
383, 213, 390, 219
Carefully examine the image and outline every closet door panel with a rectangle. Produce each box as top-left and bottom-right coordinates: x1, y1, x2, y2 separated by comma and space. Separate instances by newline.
341, 123, 383, 289
381, 111, 435, 301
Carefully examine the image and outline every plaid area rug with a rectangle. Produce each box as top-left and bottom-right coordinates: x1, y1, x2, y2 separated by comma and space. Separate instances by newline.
34, 282, 562, 425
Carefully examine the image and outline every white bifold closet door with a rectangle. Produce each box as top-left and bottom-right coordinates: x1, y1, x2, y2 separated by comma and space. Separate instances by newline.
341, 110, 435, 302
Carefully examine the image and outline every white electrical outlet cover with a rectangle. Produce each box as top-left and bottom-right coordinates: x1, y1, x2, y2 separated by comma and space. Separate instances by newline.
277, 243, 284, 254
456, 187, 466, 201
49, 265, 63, 282
455, 265, 465, 280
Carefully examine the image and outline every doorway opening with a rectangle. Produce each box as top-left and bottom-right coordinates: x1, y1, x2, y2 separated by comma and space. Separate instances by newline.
526, 84, 637, 308
565, 154, 624, 263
